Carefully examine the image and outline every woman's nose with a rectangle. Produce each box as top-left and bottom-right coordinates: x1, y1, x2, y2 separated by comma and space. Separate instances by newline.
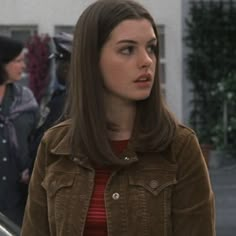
138, 49, 153, 68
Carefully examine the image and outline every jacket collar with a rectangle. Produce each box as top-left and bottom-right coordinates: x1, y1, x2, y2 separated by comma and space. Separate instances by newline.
48, 119, 141, 167
49, 119, 72, 155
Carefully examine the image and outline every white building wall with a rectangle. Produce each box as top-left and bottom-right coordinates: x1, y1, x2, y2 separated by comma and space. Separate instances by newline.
138, 0, 183, 121
0, 0, 183, 120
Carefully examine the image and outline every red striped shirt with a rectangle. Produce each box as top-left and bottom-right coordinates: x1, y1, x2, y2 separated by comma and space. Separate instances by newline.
83, 140, 128, 235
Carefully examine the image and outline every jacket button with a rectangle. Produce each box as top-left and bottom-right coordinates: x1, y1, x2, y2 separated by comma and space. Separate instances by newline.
149, 180, 159, 189
73, 157, 79, 163
112, 192, 120, 200
2, 176, 7, 181
2, 139, 7, 144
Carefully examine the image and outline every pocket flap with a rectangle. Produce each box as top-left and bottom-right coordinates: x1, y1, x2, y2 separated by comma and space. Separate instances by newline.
41, 173, 75, 197
129, 169, 177, 196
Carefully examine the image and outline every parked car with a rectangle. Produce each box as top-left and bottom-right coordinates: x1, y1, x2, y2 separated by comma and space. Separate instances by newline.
0, 213, 20, 236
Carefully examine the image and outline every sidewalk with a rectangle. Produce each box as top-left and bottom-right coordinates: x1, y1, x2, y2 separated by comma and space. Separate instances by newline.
209, 156, 236, 236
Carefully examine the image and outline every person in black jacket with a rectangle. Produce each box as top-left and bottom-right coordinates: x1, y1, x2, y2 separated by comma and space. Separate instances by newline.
30, 32, 72, 171
0, 35, 38, 226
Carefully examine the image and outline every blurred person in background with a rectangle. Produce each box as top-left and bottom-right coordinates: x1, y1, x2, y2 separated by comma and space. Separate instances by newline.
0, 35, 38, 226
29, 32, 72, 173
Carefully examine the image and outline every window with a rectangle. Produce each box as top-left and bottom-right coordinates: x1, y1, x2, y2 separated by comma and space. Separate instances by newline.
0, 25, 37, 44
54, 25, 74, 34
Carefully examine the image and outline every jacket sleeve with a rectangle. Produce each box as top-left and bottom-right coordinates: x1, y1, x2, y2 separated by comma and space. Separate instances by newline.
21, 140, 50, 236
172, 133, 216, 236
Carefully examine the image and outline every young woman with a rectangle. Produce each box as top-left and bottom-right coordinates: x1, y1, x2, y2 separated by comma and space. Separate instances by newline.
21, 0, 215, 235
0, 35, 38, 226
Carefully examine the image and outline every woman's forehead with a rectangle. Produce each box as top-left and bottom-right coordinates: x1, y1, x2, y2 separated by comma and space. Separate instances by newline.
108, 19, 156, 43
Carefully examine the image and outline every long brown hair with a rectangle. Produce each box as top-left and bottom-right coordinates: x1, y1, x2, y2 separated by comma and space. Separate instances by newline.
66, 0, 178, 165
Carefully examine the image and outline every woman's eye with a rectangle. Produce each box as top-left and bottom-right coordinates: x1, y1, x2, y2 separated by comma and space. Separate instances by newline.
120, 46, 134, 55
147, 44, 157, 54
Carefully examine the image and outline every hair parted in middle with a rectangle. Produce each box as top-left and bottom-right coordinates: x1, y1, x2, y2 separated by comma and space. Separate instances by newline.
66, 0, 178, 165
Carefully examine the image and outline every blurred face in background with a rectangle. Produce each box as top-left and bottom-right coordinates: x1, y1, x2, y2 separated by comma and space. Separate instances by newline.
4, 50, 26, 83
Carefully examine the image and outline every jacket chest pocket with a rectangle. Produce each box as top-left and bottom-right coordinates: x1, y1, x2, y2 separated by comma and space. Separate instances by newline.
42, 173, 75, 221
128, 169, 177, 196
127, 167, 177, 233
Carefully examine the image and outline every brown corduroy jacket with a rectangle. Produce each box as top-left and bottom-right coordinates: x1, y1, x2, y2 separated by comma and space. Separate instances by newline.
21, 120, 215, 236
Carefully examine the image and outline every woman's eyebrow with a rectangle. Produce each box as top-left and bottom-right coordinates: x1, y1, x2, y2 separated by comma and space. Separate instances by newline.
116, 37, 157, 45
148, 38, 157, 44
116, 39, 137, 45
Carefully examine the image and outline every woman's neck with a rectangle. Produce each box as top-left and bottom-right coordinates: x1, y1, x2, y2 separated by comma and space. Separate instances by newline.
0, 85, 6, 103
105, 97, 136, 140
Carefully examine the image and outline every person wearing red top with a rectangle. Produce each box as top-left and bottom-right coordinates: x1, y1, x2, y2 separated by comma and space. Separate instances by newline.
21, 0, 215, 235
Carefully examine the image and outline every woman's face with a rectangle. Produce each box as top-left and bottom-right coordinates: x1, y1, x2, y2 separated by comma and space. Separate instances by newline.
100, 18, 157, 104
4, 51, 26, 82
